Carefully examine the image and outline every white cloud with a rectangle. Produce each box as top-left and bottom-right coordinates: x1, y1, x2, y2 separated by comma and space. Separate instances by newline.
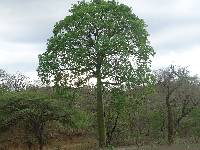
152, 45, 200, 75
150, 23, 200, 50
127, 0, 200, 18
0, 42, 44, 65
0, 0, 74, 43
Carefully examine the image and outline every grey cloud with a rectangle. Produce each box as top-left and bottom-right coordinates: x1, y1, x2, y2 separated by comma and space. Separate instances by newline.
0, 62, 37, 74
0, 0, 77, 43
150, 22, 200, 52
0, 0, 200, 76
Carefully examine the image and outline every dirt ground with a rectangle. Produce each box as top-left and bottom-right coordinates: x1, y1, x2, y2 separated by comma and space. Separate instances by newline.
116, 144, 200, 150
0, 132, 199, 150
0, 136, 98, 150
0, 143, 199, 150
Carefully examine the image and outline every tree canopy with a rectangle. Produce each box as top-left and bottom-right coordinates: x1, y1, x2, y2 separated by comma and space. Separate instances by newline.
38, 0, 155, 87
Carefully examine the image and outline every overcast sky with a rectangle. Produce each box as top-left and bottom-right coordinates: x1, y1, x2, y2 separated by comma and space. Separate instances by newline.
0, 0, 200, 80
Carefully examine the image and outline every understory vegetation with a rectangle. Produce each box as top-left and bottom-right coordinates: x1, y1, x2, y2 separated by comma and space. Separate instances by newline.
0, 65, 199, 149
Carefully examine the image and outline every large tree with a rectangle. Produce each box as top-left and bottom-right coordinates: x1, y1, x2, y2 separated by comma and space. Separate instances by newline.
37, 0, 154, 147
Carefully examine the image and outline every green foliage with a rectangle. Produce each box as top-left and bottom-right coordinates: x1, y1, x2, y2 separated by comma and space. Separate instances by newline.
106, 144, 114, 150
0, 91, 74, 149
37, 0, 155, 87
190, 108, 200, 138
52, 86, 93, 129
110, 88, 127, 113
148, 111, 165, 139
71, 109, 92, 129
105, 88, 127, 144
0, 66, 200, 147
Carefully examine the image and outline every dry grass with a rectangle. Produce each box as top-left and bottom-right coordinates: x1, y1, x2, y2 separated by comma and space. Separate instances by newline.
0, 133, 98, 150
0, 131, 199, 150
45, 135, 98, 150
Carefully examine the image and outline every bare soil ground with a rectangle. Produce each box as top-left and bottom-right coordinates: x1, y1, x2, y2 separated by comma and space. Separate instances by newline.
1, 142, 199, 150
0, 131, 199, 150
0, 136, 98, 150
116, 144, 200, 150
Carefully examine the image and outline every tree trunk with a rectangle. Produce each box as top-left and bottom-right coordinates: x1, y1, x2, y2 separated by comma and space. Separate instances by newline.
106, 113, 119, 145
34, 123, 44, 150
38, 133, 44, 150
27, 141, 32, 150
166, 95, 174, 145
96, 68, 106, 148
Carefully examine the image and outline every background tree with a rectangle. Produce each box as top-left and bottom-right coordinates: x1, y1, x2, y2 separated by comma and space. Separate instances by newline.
0, 69, 9, 94
174, 75, 200, 132
155, 65, 200, 145
37, 0, 154, 147
0, 69, 30, 92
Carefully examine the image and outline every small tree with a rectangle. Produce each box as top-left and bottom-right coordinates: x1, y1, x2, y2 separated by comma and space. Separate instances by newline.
155, 65, 200, 144
0, 91, 73, 150
105, 88, 127, 145
37, 0, 154, 147
0, 69, 9, 94
0, 69, 30, 92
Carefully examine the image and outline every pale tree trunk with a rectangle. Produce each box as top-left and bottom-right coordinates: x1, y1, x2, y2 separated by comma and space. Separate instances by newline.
96, 62, 106, 148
